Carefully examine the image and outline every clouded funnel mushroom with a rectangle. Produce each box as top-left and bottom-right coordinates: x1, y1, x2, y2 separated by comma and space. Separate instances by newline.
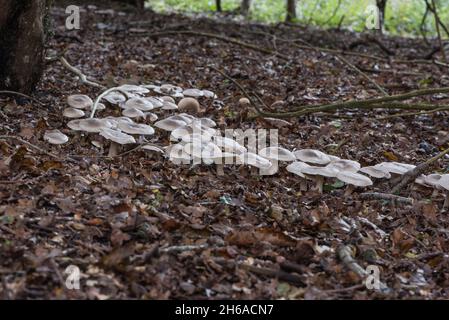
294, 149, 331, 165
336, 171, 373, 196
438, 175, 449, 208
67, 94, 93, 109
286, 161, 310, 191
44, 130, 69, 145
259, 146, 296, 162
124, 97, 154, 111
301, 165, 337, 193
63, 107, 85, 119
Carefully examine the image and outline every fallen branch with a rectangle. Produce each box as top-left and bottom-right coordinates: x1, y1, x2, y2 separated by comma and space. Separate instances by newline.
392, 146, 449, 194
0, 135, 77, 163
375, 105, 449, 120
211, 65, 449, 118
0, 90, 44, 105
360, 192, 414, 205
337, 245, 367, 278
159, 243, 210, 254
335, 54, 388, 96
141, 31, 290, 61
60, 57, 105, 89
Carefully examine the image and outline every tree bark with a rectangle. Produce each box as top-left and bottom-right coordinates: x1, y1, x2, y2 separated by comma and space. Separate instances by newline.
115, 0, 145, 10
241, 0, 251, 16
0, 0, 50, 93
376, 0, 387, 32
286, 0, 297, 22
216, 0, 222, 12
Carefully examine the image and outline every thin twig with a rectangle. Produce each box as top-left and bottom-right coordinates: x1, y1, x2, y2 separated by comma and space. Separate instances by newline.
60, 57, 105, 89
0, 135, 77, 163
141, 31, 290, 60
360, 192, 415, 205
0, 90, 44, 105
392, 146, 449, 194
335, 54, 388, 96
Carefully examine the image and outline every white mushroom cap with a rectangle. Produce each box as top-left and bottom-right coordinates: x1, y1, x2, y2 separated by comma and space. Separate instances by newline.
238, 152, 272, 169
301, 165, 337, 178
63, 107, 85, 118
122, 107, 145, 118
359, 166, 392, 179
117, 122, 155, 135
103, 92, 126, 105
162, 101, 179, 110
326, 159, 361, 173
336, 171, 373, 187
141, 144, 164, 153
374, 162, 416, 175
201, 142, 222, 160
170, 114, 195, 124
424, 173, 443, 187
294, 149, 331, 165
202, 90, 217, 99
438, 174, 449, 191
154, 118, 187, 131
145, 97, 164, 108
183, 88, 203, 97
166, 143, 192, 163
160, 84, 183, 94
145, 112, 158, 122
196, 118, 216, 128
160, 96, 176, 103
67, 119, 83, 131
67, 94, 93, 109
182, 133, 213, 144
100, 128, 136, 144
213, 136, 246, 154
44, 129, 69, 145
259, 147, 296, 162
286, 161, 310, 178
118, 84, 150, 94
79, 118, 112, 133
123, 97, 154, 111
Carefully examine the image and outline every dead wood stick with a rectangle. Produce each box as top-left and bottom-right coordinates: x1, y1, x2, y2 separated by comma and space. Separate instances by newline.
0, 135, 77, 163
0, 90, 44, 105
392, 146, 449, 194
241, 264, 305, 286
375, 105, 449, 120
430, 0, 447, 64
335, 54, 388, 96
142, 31, 290, 61
360, 192, 415, 205
337, 245, 367, 278
60, 57, 105, 89
159, 243, 210, 254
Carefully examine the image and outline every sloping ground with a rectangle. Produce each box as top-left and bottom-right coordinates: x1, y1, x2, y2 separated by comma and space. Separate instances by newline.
0, 1, 448, 299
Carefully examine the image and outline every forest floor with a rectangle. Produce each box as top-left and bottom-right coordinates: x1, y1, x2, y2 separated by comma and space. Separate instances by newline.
1, 1, 449, 300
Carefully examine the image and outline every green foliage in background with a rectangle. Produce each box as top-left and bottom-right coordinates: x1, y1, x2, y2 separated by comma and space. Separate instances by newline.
147, 0, 449, 37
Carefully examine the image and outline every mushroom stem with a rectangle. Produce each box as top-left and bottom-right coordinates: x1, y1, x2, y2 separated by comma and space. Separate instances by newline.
444, 192, 449, 209
108, 141, 120, 157
300, 179, 308, 192
344, 185, 355, 196
314, 176, 324, 193
216, 164, 224, 176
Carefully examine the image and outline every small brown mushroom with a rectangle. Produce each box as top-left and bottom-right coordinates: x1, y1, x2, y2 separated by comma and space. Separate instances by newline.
178, 97, 200, 114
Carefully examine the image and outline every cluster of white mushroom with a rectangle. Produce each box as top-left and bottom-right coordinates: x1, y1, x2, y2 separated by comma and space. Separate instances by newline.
43, 83, 449, 205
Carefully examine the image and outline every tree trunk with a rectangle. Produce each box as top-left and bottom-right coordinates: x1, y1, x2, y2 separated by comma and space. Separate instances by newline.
0, 0, 50, 93
216, 0, 222, 12
115, 0, 145, 10
376, 0, 387, 32
286, 0, 297, 22
241, 0, 251, 16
